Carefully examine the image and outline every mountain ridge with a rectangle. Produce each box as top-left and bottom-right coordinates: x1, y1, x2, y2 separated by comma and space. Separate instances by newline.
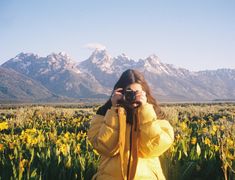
1, 50, 235, 102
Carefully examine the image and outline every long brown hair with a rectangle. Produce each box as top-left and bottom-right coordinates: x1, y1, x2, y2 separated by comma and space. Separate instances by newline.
96, 69, 165, 119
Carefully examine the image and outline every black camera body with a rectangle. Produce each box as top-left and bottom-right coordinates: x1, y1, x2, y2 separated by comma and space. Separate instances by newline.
117, 88, 140, 108
116, 88, 140, 123
123, 88, 137, 103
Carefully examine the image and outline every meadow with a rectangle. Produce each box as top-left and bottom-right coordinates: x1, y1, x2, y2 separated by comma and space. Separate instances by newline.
0, 103, 234, 180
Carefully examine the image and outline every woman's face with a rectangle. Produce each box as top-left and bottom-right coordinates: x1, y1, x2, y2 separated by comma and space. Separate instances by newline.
126, 83, 144, 108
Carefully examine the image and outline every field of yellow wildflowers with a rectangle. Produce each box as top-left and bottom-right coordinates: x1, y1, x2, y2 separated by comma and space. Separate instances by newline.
0, 103, 234, 180
0, 106, 99, 179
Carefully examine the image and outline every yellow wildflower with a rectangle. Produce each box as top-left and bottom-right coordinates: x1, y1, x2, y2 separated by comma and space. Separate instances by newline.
31, 138, 38, 146
19, 159, 28, 172
26, 135, 33, 144
220, 125, 225, 131
75, 144, 81, 154
8, 142, 15, 150
191, 137, 197, 145
226, 138, 234, 146
0, 143, 4, 152
176, 134, 181, 140
180, 122, 187, 131
210, 125, 218, 135
25, 128, 37, 134
204, 137, 211, 146
56, 139, 62, 146
49, 132, 56, 142
211, 131, 215, 136
214, 145, 220, 152
37, 133, 45, 144
76, 133, 81, 141
227, 152, 235, 160
64, 132, 70, 140
202, 127, 208, 134
0, 122, 8, 131
59, 144, 69, 156
212, 125, 217, 132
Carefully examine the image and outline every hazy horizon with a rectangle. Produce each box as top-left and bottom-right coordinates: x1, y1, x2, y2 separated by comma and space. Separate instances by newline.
1, 0, 235, 71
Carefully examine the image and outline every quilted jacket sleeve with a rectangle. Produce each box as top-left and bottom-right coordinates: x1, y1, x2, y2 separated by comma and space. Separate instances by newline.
138, 103, 174, 158
87, 107, 120, 156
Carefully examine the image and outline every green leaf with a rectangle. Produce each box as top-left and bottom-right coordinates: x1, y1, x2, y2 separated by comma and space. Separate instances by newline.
30, 169, 37, 178
182, 141, 188, 157
196, 143, 201, 157
178, 150, 182, 160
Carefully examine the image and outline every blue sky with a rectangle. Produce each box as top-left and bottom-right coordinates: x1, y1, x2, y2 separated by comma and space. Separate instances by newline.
0, 0, 235, 71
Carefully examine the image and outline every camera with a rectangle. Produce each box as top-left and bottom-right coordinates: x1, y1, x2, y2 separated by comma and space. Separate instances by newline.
123, 88, 137, 103
117, 88, 140, 108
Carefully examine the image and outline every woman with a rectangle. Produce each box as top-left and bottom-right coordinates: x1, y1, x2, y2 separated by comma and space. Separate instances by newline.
88, 69, 174, 180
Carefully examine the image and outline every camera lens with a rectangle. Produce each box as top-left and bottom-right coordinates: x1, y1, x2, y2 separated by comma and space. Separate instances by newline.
124, 89, 136, 103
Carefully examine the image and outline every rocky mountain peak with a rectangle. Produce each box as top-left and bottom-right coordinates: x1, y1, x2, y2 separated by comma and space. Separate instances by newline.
89, 49, 111, 64
45, 52, 77, 71
47, 52, 72, 62
145, 54, 161, 65
12, 52, 39, 62
58, 51, 70, 57
116, 53, 132, 61
142, 54, 172, 74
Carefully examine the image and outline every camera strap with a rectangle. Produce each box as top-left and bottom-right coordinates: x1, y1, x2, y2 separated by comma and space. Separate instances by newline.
127, 109, 139, 180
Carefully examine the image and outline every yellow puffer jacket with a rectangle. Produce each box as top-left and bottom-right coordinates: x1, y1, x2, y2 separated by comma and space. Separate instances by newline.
88, 103, 174, 180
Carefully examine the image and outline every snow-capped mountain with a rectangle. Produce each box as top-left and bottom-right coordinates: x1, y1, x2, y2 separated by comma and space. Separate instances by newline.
78, 50, 119, 87
2, 52, 107, 99
6, 52, 79, 76
78, 49, 235, 101
1, 50, 235, 102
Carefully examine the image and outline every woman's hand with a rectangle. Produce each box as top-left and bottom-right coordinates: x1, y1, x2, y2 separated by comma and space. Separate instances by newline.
111, 88, 123, 107
135, 90, 147, 107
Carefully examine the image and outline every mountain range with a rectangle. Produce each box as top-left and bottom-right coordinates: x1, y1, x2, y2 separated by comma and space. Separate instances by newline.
1, 50, 235, 103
